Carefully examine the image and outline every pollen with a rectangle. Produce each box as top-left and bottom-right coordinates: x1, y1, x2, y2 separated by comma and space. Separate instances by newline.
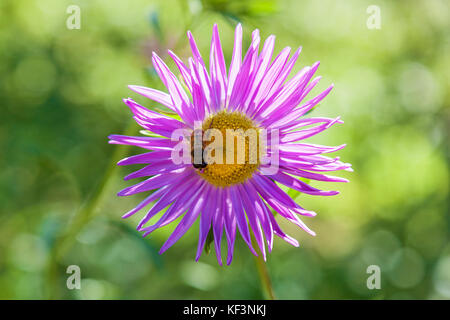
197, 111, 261, 188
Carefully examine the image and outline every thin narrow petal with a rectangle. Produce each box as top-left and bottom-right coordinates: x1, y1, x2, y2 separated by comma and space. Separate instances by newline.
252, 177, 316, 236
229, 29, 260, 112
195, 186, 215, 260
266, 210, 300, 247
245, 35, 276, 115
189, 58, 207, 120
108, 135, 175, 151
257, 65, 311, 118
265, 46, 302, 101
121, 185, 170, 219
187, 31, 213, 114
128, 85, 175, 111
237, 184, 266, 260
167, 50, 193, 91
209, 24, 227, 112
152, 52, 195, 125
280, 116, 343, 132
212, 189, 225, 265
117, 151, 173, 166
159, 187, 208, 254
117, 168, 190, 197
271, 171, 339, 196
258, 62, 319, 123
250, 47, 291, 118
229, 187, 257, 255
278, 143, 346, 156
124, 98, 185, 137
141, 179, 206, 235
223, 188, 237, 265
226, 23, 243, 107
124, 160, 186, 180
269, 84, 334, 128
281, 166, 349, 183
251, 174, 316, 216
279, 117, 342, 143
244, 181, 274, 251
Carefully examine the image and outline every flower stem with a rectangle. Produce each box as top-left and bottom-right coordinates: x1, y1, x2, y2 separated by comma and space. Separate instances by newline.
251, 235, 276, 300
46, 120, 138, 298
58, 120, 138, 257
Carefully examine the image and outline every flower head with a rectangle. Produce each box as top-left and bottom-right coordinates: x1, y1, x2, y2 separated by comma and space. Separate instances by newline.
109, 24, 351, 265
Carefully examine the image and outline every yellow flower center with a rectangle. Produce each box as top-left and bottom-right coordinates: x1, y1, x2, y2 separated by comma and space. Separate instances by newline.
194, 111, 260, 187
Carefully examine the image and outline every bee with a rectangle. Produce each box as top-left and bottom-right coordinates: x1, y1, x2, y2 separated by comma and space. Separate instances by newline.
154, 107, 213, 171
190, 119, 214, 172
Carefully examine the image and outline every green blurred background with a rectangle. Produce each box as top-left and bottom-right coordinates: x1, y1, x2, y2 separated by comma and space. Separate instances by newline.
0, 0, 449, 299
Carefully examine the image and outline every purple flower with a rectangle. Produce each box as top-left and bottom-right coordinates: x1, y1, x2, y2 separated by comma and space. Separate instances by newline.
109, 24, 351, 265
